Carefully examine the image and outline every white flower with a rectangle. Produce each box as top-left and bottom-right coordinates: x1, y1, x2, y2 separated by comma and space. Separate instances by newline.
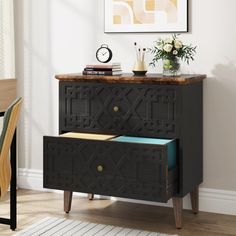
164, 38, 173, 44
163, 44, 173, 52
174, 39, 183, 49
173, 50, 178, 55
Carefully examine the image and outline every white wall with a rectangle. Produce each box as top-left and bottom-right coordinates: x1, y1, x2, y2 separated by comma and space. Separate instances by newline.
0, 0, 15, 78
0, 0, 15, 131
14, 0, 236, 193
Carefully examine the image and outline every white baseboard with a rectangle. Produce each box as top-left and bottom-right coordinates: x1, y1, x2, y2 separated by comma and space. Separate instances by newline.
18, 168, 236, 216
18, 168, 43, 191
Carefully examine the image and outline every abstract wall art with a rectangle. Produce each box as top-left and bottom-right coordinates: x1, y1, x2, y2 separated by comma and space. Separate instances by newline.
105, 0, 188, 33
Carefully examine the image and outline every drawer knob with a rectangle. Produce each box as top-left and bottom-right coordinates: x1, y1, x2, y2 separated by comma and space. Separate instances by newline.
113, 106, 119, 112
97, 165, 103, 172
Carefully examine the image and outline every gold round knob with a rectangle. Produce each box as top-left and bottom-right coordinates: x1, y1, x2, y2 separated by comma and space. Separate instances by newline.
113, 106, 119, 112
97, 165, 103, 172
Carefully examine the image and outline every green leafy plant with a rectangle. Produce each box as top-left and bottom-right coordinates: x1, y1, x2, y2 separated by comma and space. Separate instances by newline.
149, 34, 197, 68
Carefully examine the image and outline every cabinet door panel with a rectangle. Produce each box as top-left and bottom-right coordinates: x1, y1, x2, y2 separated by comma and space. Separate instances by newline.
59, 82, 181, 138
44, 136, 177, 202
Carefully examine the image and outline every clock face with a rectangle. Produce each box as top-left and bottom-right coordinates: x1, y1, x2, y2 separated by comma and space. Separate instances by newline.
96, 45, 113, 63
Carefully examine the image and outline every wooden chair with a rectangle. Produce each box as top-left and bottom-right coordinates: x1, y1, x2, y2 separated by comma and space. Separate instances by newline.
0, 98, 22, 199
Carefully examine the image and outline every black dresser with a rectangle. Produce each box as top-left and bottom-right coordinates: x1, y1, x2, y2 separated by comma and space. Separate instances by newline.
43, 73, 206, 228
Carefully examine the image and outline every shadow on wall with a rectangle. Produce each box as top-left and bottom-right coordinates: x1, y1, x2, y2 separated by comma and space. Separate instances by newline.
203, 62, 236, 190
208, 62, 236, 113
15, 0, 55, 169
212, 62, 236, 83
15, 0, 99, 170
210, 62, 236, 121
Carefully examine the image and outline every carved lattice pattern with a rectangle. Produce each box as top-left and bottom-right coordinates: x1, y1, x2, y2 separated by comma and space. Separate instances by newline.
44, 137, 173, 202
59, 83, 180, 138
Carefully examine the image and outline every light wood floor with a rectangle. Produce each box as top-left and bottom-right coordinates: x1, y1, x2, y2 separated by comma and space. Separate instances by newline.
0, 189, 236, 236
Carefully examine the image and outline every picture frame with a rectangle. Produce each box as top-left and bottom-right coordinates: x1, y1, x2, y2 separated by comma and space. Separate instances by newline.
105, 0, 188, 33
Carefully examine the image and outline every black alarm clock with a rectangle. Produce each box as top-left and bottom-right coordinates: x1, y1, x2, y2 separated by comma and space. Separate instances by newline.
96, 44, 113, 63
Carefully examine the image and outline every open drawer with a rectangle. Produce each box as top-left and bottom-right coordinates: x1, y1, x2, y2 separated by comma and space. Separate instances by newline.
43, 132, 178, 203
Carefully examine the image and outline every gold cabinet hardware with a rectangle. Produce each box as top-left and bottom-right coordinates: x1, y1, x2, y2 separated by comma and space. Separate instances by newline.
97, 165, 103, 172
113, 106, 119, 112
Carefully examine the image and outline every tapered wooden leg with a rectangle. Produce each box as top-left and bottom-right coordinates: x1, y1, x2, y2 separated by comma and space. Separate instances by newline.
172, 197, 183, 229
88, 194, 94, 200
190, 186, 199, 214
64, 191, 73, 213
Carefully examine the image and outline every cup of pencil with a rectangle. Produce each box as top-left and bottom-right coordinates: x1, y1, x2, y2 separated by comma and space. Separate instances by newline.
132, 42, 147, 76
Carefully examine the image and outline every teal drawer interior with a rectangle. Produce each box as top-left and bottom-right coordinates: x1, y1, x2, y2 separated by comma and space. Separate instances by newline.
111, 136, 176, 170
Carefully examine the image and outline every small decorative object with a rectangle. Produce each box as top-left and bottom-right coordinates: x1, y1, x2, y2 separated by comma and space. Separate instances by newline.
149, 34, 196, 76
133, 42, 147, 76
96, 44, 113, 63
105, 0, 188, 33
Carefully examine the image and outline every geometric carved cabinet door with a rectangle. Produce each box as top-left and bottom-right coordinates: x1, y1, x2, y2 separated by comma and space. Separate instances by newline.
59, 82, 181, 138
44, 136, 177, 202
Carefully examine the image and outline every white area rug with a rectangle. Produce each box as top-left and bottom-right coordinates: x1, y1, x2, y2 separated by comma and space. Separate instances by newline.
14, 217, 178, 236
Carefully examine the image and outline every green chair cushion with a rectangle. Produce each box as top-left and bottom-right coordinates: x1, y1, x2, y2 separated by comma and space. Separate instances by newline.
0, 98, 21, 155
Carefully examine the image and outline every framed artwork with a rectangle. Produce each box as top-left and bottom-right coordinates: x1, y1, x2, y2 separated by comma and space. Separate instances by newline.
105, 0, 188, 33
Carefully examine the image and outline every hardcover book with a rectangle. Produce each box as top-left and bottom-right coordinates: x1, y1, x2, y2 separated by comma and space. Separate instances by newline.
82, 70, 122, 76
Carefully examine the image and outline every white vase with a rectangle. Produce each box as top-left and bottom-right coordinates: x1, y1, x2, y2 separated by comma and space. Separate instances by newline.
132, 60, 147, 76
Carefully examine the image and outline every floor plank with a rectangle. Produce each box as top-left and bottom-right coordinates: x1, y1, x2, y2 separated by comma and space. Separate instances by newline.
0, 189, 236, 236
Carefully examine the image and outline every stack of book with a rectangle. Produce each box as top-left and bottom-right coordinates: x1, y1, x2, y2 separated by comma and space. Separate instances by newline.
82, 63, 122, 76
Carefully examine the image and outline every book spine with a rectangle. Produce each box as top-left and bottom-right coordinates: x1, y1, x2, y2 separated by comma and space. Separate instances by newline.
83, 70, 113, 75
86, 64, 121, 69
84, 68, 113, 71
86, 66, 113, 69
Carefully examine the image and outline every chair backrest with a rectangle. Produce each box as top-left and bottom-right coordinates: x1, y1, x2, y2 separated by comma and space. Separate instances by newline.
0, 98, 22, 199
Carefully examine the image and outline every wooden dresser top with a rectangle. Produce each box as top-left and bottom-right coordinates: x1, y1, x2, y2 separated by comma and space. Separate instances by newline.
55, 73, 206, 85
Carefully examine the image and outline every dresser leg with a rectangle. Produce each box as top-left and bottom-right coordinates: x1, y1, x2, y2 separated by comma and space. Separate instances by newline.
172, 197, 183, 229
88, 193, 94, 200
190, 186, 199, 214
64, 191, 73, 213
